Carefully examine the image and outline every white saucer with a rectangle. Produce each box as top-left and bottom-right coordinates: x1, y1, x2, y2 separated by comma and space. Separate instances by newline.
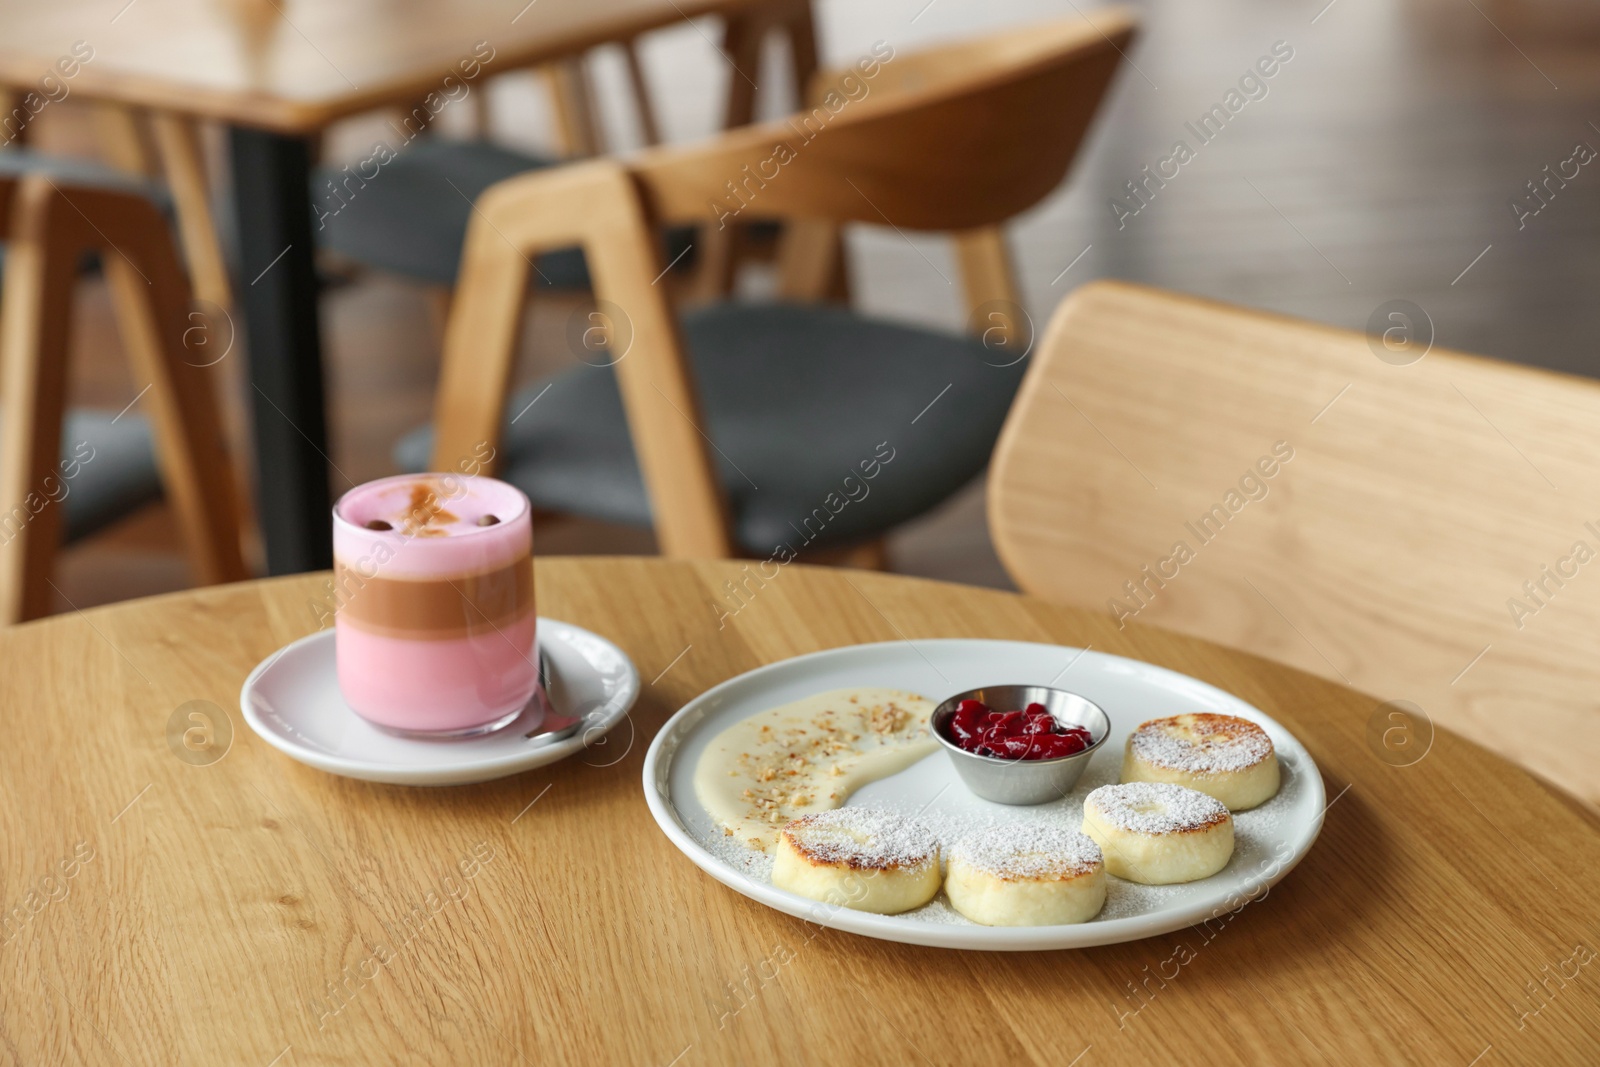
241, 619, 639, 785
642, 639, 1325, 951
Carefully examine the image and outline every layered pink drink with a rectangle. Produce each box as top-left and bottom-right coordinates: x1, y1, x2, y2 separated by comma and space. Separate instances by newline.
333, 474, 536, 736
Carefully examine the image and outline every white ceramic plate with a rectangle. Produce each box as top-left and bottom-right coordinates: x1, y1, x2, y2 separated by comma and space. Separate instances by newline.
642, 639, 1325, 950
241, 619, 638, 785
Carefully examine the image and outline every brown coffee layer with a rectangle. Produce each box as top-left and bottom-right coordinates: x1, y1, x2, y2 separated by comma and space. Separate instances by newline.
333, 558, 534, 641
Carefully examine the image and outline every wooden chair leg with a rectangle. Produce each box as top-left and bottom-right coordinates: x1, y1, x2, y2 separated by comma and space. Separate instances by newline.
688, 223, 740, 303
542, 59, 603, 159
144, 112, 257, 574
804, 537, 891, 571
840, 538, 889, 571
1, 90, 30, 147
0, 179, 83, 623
93, 104, 156, 176
686, 12, 765, 302
425, 286, 454, 351
776, 218, 850, 303
719, 12, 762, 131
769, 2, 845, 305
775, 0, 821, 102
101, 194, 247, 587
954, 227, 1021, 321
467, 81, 493, 138
621, 39, 662, 147
688, 0, 826, 304
150, 112, 235, 311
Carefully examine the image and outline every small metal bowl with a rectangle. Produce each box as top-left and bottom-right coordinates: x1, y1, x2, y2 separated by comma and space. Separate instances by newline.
931, 685, 1112, 805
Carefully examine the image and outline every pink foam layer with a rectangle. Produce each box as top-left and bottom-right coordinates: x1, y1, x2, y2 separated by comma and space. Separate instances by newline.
335, 614, 538, 732
333, 474, 531, 579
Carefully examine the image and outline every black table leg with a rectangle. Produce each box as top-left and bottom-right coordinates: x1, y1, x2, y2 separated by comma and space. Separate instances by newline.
227, 127, 334, 574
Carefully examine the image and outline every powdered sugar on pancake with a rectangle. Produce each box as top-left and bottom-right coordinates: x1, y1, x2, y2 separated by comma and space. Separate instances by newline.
1128, 713, 1273, 775
782, 808, 939, 872
951, 824, 1102, 881
1085, 782, 1230, 835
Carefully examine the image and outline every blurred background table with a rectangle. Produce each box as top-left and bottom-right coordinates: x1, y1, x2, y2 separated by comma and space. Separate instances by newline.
2, 558, 1594, 1064
0, 0, 810, 575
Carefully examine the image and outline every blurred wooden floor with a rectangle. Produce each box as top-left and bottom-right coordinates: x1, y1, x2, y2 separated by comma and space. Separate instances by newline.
33, 0, 1600, 614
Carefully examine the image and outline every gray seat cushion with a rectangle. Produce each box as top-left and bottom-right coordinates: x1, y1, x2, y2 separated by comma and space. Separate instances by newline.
0, 149, 164, 196
313, 139, 590, 289
313, 138, 697, 289
395, 302, 1024, 554
0, 411, 163, 544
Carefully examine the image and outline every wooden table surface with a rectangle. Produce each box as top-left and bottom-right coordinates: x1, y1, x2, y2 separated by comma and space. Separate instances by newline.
0, 0, 757, 132
3, 558, 1596, 1065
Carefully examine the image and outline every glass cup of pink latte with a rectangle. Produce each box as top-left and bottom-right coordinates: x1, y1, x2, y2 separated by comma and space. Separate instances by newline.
332, 473, 537, 736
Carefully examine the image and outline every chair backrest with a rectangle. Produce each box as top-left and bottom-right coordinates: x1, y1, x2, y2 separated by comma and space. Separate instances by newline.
633, 8, 1135, 232
430, 10, 1137, 558
0, 170, 246, 622
989, 280, 1600, 803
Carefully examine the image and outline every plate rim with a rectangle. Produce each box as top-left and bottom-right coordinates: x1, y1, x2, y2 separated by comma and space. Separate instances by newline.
640, 637, 1326, 951
240, 618, 640, 785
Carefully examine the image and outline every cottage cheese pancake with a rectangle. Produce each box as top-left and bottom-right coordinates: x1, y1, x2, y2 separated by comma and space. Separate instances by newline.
945, 825, 1107, 926
772, 808, 942, 914
1121, 713, 1279, 811
1082, 782, 1234, 885
693, 688, 938, 852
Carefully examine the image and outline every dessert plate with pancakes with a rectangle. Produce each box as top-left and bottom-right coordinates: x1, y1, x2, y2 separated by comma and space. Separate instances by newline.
641, 639, 1325, 950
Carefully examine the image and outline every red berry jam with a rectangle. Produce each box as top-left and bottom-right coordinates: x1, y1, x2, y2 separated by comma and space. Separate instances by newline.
945, 699, 1094, 761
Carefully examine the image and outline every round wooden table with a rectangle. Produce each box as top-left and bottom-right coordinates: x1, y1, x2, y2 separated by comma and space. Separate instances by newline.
5, 559, 1595, 1065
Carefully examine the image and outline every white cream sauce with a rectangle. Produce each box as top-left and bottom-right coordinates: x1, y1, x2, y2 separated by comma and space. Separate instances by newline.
693, 687, 938, 853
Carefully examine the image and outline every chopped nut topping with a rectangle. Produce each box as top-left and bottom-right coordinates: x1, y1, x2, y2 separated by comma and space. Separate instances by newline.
714, 691, 935, 843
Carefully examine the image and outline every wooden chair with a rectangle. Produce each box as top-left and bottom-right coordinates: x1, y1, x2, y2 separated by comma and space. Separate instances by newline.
317, 0, 820, 305
771, 16, 1071, 310
689, 0, 822, 300
406, 10, 1136, 561
312, 41, 690, 298
0, 169, 247, 622
988, 280, 1600, 804
91, 104, 234, 312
